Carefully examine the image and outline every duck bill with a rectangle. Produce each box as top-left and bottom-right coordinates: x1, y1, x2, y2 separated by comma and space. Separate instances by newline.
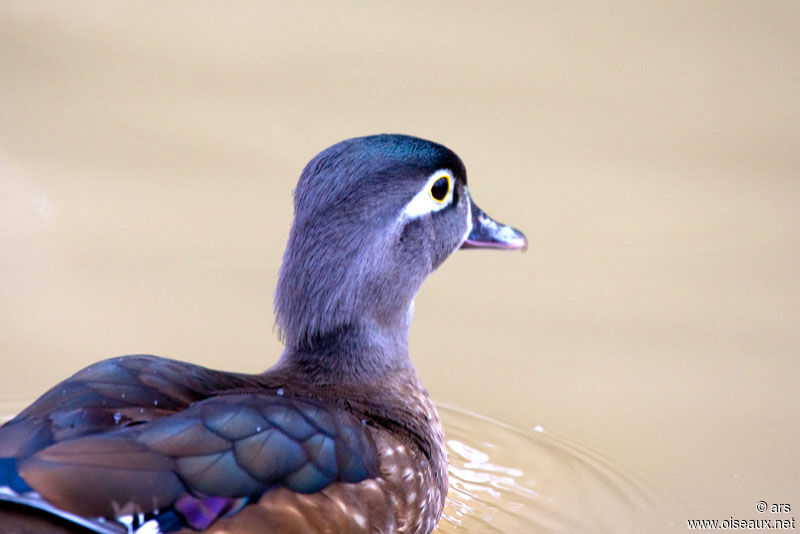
461, 200, 528, 251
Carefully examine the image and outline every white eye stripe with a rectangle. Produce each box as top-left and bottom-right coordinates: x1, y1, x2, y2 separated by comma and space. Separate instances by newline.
402, 169, 454, 219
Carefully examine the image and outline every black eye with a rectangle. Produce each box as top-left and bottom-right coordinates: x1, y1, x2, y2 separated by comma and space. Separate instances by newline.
430, 175, 451, 202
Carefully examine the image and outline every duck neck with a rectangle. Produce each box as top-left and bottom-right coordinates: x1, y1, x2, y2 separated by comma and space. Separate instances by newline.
276, 317, 414, 384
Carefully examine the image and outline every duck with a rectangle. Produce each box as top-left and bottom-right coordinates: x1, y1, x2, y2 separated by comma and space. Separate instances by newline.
0, 134, 526, 534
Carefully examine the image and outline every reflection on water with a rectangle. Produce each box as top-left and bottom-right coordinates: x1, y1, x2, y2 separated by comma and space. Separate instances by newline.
437, 404, 679, 532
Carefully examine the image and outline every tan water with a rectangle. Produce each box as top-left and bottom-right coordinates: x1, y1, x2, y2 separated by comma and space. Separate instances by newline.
1, 2, 798, 531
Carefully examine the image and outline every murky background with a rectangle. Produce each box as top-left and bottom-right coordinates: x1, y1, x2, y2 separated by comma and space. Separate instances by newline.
1, 2, 798, 531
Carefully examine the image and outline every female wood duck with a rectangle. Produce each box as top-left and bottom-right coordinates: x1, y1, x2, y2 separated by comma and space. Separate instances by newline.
0, 134, 526, 533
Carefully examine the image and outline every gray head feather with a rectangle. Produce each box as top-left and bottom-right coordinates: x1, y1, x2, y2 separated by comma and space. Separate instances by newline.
274, 135, 469, 353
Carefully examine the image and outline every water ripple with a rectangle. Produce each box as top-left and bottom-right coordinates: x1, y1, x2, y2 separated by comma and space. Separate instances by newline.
437, 404, 680, 532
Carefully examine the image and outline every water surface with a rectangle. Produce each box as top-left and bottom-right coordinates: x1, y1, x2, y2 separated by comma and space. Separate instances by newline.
1, 2, 799, 531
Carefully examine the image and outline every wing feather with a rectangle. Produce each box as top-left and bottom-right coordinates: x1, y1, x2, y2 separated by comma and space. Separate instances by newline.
8, 392, 379, 525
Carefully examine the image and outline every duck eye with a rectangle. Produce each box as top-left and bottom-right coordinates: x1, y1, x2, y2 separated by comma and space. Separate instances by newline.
403, 170, 455, 218
430, 175, 451, 202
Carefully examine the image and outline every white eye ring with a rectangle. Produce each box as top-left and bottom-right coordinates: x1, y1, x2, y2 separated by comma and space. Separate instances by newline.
402, 170, 454, 219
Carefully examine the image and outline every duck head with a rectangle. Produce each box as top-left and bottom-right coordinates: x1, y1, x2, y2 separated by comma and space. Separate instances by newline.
275, 134, 526, 375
